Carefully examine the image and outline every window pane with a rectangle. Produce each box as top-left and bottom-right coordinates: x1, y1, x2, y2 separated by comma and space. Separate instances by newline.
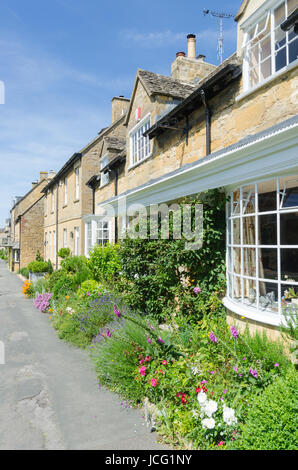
258, 179, 277, 212
243, 248, 256, 277
281, 283, 298, 308
259, 248, 278, 280
280, 212, 298, 245
281, 248, 298, 282
232, 189, 240, 215
233, 247, 241, 274
275, 27, 287, 50
259, 280, 279, 312
243, 278, 257, 306
287, 0, 296, 15
289, 37, 298, 64
275, 46, 287, 71
249, 65, 259, 87
280, 177, 298, 208
260, 57, 272, 80
260, 35, 271, 61
233, 275, 242, 301
274, 2, 285, 27
242, 184, 256, 214
243, 216, 256, 245
233, 218, 241, 245
259, 214, 277, 245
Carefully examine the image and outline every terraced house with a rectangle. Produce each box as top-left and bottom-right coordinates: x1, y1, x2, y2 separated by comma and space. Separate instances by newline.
8, 172, 52, 272
90, 0, 298, 340
42, 96, 129, 269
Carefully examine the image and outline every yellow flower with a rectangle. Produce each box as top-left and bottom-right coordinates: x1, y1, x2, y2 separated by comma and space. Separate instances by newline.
49, 316, 52, 320
49, 308, 53, 312
65, 295, 69, 299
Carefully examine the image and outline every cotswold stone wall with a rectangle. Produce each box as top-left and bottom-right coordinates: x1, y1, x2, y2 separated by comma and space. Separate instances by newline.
95, 62, 298, 208
20, 197, 45, 269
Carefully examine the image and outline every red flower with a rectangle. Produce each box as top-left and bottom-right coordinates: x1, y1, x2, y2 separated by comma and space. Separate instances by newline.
196, 387, 201, 394
176, 392, 181, 398
181, 393, 189, 404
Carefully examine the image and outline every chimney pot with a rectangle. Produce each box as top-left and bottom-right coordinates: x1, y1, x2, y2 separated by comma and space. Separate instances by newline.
187, 34, 196, 59
176, 51, 186, 57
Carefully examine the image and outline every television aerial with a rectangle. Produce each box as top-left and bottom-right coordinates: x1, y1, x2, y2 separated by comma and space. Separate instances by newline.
203, 9, 234, 64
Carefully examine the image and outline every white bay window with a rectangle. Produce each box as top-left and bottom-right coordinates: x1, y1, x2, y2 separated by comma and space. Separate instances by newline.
129, 114, 151, 167
84, 216, 111, 256
227, 175, 298, 323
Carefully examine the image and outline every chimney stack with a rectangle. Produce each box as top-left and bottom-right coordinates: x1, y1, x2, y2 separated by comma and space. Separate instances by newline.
111, 96, 130, 123
40, 171, 48, 181
187, 34, 196, 59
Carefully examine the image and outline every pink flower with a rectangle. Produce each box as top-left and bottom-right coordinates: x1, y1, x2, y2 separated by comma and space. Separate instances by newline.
139, 359, 144, 365
194, 287, 201, 295
147, 337, 152, 344
217, 441, 225, 446
274, 363, 279, 367
162, 360, 167, 365
151, 378, 157, 387
233, 366, 238, 373
139, 366, 146, 376
145, 356, 151, 362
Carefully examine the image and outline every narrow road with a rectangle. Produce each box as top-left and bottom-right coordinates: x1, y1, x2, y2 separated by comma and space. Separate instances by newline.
0, 260, 168, 450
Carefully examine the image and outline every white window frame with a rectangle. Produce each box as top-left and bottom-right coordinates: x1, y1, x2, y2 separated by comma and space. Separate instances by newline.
242, 0, 298, 92
75, 167, 80, 200
100, 154, 109, 187
53, 230, 56, 259
84, 217, 112, 256
74, 226, 79, 255
49, 231, 52, 258
64, 177, 68, 205
226, 174, 298, 326
129, 113, 151, 168
51, 188, 55, 212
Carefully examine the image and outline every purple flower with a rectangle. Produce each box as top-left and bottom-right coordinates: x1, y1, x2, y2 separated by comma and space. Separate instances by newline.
274, 363, 279, 367
210, 370, 215, 375
193, 287, 201, 295
238, 373, 242, 377
106, 329, 111, 337
147, 337, 152, 344
249, 367, 258, 378
157, 336, 164, 344
113, 304, 121, 318
86, 292, 90, 296
242, 357, 246, 361
209, 331, 218, 343
233, 366, 238, 373
231, 326, 239, 339
223, 389, 227, 394
201, 380, 207, 384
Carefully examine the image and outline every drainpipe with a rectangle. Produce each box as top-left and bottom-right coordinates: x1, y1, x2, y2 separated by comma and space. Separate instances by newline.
200, 89, 211, 155
113, 168, 118, 243
56, 184, 59, 269
92, 186, 95, 215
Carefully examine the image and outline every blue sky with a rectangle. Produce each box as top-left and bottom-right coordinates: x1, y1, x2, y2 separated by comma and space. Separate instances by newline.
0, 0, 241, 226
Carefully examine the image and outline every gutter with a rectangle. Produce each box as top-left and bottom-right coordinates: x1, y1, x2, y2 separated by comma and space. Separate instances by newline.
200, 89, 211, 155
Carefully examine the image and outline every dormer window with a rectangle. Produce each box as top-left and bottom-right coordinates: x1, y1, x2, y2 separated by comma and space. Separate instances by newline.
243, 0, 298, 91
129, 114, 151, 167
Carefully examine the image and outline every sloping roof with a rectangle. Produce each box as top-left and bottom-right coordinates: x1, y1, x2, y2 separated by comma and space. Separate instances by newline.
103, 136, 126, 151
138, 70, 195, 99
145, 53, 242, 139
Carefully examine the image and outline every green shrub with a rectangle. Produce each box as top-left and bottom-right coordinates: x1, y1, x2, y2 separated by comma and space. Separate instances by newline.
80, 279, 100, 293
118, 189, 226, 322
0, 249, 7, 260
27, 260, 49, 273
88, 243, 121, 282
35, 250, 44, 261
57, 247, 71, 259
52, 274, 74, 299
228, 366, 298, 450
60, 255, 91, 288
20, 267, 29, 279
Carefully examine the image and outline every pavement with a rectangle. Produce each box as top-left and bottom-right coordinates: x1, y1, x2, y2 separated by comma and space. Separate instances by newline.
0, 259, 169, 450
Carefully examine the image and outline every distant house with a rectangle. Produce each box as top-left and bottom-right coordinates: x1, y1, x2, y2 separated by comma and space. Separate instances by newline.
8, 172, 52, 271
42, 96, 129, 268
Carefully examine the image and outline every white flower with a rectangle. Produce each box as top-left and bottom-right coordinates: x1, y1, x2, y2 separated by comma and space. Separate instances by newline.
197, 391, 207, 405
191, 366, 199, 375
202, 417, 216, 429
202, 399, 218, 418
223, 405, 237, 426
192, 409, 199, 418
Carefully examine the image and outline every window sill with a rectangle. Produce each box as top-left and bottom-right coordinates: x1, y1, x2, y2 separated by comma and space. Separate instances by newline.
73, 199, 80, 203
128, 153, 153, 172
236, 59, 298, 103
222, 296, 286, 327
62, 204, 68, 208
